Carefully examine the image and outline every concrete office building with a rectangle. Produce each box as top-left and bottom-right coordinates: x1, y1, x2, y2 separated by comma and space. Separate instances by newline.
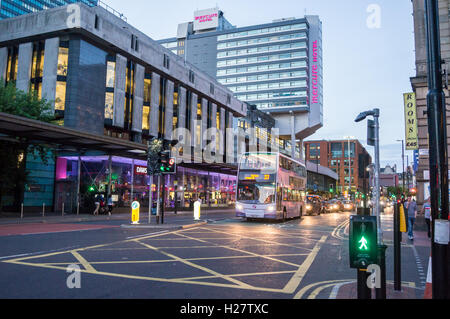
0, 0, 97, 20
158, 8, 323, 160
0, 3, 248, 212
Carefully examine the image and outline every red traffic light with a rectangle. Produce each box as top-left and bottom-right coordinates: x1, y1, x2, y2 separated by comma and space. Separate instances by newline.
169, 158, 175, 166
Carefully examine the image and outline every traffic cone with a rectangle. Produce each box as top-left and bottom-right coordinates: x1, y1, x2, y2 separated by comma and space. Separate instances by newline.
424, 254, 432, 299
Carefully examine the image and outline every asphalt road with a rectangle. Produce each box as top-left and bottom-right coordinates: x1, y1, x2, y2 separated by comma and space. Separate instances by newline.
0, 210, 430, 299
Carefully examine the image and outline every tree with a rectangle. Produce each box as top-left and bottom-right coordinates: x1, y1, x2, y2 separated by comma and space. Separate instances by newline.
0, 80, 55, 212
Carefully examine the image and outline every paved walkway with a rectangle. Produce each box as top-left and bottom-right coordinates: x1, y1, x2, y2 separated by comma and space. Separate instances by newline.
0, 208, 235, 226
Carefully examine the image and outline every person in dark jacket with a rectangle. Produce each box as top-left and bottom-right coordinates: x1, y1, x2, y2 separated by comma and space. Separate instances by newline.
404, 196, 417, 240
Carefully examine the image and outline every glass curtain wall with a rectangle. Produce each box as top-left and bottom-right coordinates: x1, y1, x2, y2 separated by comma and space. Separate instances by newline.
55, 156, 236, 213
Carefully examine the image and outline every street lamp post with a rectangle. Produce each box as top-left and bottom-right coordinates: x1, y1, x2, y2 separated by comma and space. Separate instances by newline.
396, 139, 405, 194
355, 108, 387, 299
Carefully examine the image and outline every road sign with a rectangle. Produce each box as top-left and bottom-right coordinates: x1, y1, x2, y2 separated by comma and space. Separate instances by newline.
131, 201, 140, 224
349, 215, 378, 268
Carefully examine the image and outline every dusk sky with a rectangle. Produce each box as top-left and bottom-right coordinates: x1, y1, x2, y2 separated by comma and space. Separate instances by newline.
103, 0, 416, 170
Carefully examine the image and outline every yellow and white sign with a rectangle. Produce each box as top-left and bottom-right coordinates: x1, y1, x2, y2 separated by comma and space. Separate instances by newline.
403, 93, 419, 150
131, 201, 140, 224
194, 200, 201, 220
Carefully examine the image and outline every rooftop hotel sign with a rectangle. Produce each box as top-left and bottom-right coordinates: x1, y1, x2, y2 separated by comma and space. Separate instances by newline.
403, 92, 419, 150
193, 8, 219, 31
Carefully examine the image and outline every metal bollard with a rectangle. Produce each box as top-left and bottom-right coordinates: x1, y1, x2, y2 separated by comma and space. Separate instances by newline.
42, 203, 45, 217
21, 203, 23, 219
62, 203, 65, 216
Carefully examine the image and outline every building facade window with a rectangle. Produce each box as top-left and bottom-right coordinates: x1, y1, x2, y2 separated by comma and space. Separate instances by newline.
104, 55, 116, 124
54, 41, 69, 116
158, 76, 166, 137
5, 46, 19, 84
173, 84, 179, 133
30, 41, 45, 98
331, 143, 342, 158
124, 60, 135, 130
142, 73, 152, 131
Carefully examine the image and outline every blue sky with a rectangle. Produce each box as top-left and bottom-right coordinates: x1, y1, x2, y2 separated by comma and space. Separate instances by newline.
103, 0, 416, 170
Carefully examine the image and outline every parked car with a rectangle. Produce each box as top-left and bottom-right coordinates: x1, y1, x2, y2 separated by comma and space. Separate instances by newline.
306, 195, 322, 216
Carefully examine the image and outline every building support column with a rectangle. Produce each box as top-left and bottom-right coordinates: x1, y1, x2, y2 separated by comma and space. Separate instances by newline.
149, 72, 161, 137
290, 111, 296, 160
113, 54, 127, 128
177, 86, 187, 130
77, 155, 81, 215
164, 79, 174, 141
16, 42, 33, 93
0, 47, 7, 85
42, 37, 60, 113
131, 63, 145, 142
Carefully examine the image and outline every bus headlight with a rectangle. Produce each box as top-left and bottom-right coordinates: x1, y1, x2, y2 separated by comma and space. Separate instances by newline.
266, 205, 275, 212
236, 203, 243, 211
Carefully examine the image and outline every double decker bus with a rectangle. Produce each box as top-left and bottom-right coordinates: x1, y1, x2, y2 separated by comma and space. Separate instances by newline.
236, 152, 307, 220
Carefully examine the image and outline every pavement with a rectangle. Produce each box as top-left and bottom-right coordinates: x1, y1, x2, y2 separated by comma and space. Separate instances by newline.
333, 207, 432, 299
0, 207, 235, 230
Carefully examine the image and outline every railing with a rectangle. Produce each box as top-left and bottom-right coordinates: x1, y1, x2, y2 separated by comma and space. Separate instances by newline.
97, 0, 127, 22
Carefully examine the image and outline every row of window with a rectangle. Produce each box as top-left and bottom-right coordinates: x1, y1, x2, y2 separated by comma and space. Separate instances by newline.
2, 39, 232, 140
217, 50, 307, 67
236, 90, 307, 102
217, 32, 307, 50
217, 23, 307, 41
228, 80, 307, 93
217, 61, 307, 76
254, 101, 307, 109
218, 70, 307, 85
217, 41, 307, 58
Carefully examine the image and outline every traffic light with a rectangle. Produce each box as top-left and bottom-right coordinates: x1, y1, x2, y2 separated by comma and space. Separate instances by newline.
88, 185, 96, 192
158, 150, 176, 174
147, 138, 178, 175
349, 215, 377, 268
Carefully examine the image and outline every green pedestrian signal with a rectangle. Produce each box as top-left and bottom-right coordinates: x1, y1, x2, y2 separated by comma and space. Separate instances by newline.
358, 236, 369, 250
349, 215, 377, 269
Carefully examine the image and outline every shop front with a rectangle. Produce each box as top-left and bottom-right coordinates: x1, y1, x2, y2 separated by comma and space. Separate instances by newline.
54, 155, 236, 213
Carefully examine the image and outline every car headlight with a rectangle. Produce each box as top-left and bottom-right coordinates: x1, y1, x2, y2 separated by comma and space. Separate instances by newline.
333, 205, 338, 209
306, 204, 312, 210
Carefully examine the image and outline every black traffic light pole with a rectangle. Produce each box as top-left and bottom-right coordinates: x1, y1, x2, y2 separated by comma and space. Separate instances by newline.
425, 0, 450, 299
394, 202, 402, 291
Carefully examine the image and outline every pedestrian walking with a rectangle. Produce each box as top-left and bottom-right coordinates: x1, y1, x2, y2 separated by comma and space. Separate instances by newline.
93, 194, 100, 215
107, 195, 114, 216
404, 195, 417, 240
421, 197, 432, 238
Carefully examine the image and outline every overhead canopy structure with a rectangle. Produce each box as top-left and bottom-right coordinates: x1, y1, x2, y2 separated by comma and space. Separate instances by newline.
0, 112, 147, 159
0, 112, 239, 173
